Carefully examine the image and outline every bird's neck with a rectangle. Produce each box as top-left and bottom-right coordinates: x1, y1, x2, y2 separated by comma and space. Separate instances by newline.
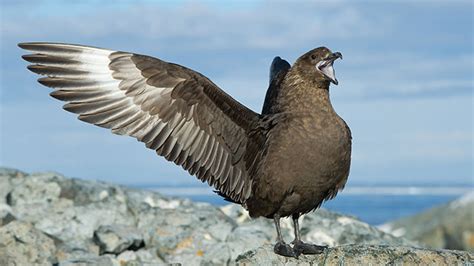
275, 75, 335, 115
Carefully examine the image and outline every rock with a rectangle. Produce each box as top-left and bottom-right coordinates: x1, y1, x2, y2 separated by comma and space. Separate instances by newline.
0, 203, 16, 226
0, 167, 27, 179
379, 192, 474, 251
115, 249, 166, 266
57, 255, 117, 266
220, 205, 417, 259
55, 239, 101, 262
7, 172, 137, 250
299, 208, 417, 247
236, 244, 474, 265
0, 221, 56, 265
16, 197, 136, 246
220, 203, 250, 224
0, 167, 467, 265
58, 250, 167, 266
7, 171, 62, 206
137, 203, 236, 265
124, 188, 186, 217
57, 176, 128, 207
0, 167, 26, 204
225, 219, 274, 261
93, 225, 145, 255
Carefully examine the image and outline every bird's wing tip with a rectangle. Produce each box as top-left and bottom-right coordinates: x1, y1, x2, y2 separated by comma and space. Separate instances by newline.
18, 42, 81, 50
18, 42, 52, 50
18, 42, 29, 49
21, 54, 34, 61
271, 56, 290, 67
269, 56, 291, 83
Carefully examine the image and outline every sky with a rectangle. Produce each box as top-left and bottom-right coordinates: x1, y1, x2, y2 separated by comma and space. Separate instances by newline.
0, 0, 472, 187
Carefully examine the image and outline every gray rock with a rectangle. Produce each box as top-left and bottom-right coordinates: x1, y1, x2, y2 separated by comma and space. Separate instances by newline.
137, 203, 236, 265
222, 205, 416, 246
299, 208, 417, 247
0, 167, 27, 178
225, 219, 275, 261
0, 167, 27, 204
58, 255, 117, 266
379, 192, 474, 251
7, 171, 63, 206
94, 225, 145, 255
57, 177, 128, 207
0, 178, 10, 205
125, 188, 183, 212
220, 203, 250, 224
0, 203, 16, 226
55, 238, 101, 262
2, 167, 463, 265
13, 197, 136, 246
0, 221, 56, 265
115, 249, 166, 266
220, 205, 419, 262
236, 244, 474, 265
7, 172, 137, 250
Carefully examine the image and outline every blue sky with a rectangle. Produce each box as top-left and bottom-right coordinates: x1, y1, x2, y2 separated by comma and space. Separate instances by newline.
0, 0, 472, 187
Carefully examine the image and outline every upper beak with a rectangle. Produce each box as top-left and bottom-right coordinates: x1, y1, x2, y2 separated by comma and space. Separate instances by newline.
326, 52, 343, 61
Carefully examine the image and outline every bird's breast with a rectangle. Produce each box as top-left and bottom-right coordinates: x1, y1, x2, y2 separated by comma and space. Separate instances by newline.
248, 112, 351, 217
263, 112, 351, 187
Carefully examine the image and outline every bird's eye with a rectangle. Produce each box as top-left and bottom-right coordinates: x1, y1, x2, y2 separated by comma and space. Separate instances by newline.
311, 54, 317, 60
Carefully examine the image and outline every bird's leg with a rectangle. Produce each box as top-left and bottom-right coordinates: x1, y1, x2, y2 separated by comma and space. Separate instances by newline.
291, 214, 327, 255
273, 214, 298, 258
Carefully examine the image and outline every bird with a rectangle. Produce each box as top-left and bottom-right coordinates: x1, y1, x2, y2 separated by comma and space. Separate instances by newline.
19, 42, 352, 258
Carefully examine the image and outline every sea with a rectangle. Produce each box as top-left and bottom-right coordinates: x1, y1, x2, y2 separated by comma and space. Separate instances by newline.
140, 185, 472, 226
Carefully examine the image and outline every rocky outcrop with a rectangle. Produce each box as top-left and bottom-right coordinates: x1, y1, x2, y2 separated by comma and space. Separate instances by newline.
221, 204, 418, 248
379, 192, 474, 252
236, 244, 473, 265
0, 221, 57, 265
0, 167, 471, 265
93, 225, 145, 255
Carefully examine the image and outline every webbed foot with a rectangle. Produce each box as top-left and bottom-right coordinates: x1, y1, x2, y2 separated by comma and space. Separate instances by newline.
293, 240, 327, 255
274, 241, 298, 258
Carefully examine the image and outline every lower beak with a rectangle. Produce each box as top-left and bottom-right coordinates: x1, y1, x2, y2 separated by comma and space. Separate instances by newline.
317, 52, 343, 85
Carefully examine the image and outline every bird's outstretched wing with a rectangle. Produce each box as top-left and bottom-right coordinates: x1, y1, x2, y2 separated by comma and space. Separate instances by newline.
262, 56, 290, 115
19, 42, 261, 203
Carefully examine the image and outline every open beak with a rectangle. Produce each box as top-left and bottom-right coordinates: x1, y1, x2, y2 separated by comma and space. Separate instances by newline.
316, 52, 342, 85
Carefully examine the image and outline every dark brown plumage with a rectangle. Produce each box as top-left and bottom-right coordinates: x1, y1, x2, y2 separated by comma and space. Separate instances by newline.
19, 43, 351, 257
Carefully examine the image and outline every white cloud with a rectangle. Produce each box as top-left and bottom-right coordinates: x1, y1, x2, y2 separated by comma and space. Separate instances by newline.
1, 1, 388, 50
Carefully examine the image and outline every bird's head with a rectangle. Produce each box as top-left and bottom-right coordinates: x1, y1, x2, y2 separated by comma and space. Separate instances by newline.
296, 47, 342, 86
